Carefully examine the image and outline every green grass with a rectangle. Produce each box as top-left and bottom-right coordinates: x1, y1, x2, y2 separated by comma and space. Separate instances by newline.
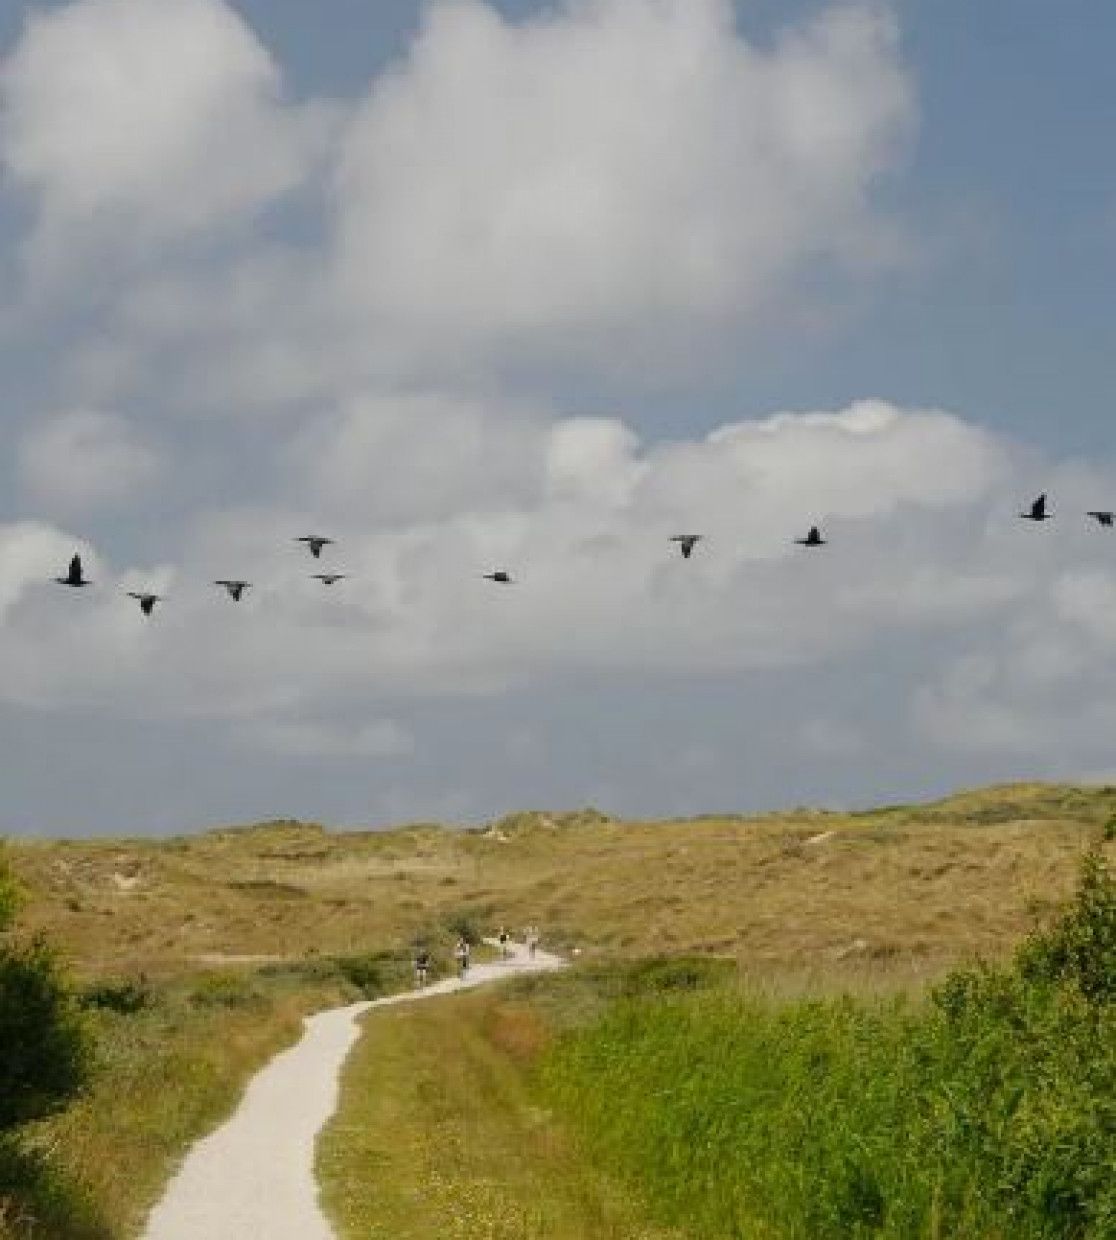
3, 784, 1114, 1237
541, 855, 1116, 1239
0, 963, 357, 1240
318, 986, 683, 1240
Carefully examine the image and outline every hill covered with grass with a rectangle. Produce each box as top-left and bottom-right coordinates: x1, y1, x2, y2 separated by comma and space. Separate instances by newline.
7, 782, 1114, 981
1, 782, 1112, 1238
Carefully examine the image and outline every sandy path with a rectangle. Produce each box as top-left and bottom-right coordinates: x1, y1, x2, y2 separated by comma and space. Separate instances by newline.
142, 941, 565, 1240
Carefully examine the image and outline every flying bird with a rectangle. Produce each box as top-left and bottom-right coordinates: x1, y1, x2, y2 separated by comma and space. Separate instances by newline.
55, 554, 91, 587
312, 573, 346, 586
670, 534, 703, 559
127, 592, 162, 616
296, 536, 334, 559
1087, 510, 1114, 528
483, 571, 514, 584
214, 580, 250, 602
1020, 494, 1051, 522
795, 526, 827, 548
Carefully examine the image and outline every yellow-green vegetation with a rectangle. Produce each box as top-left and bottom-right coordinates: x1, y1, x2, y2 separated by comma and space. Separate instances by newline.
1, 782, 1113, 1237
1, 966, 348, 1240
317, 985, 683, 1240
8, 783, 1115, 980
322, 857, 1114, 1239
542, 854, 1116, 1239
0, 952, 420, 1240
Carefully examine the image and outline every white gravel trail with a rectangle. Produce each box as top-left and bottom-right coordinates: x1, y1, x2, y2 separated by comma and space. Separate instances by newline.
142, 941, 565, 1240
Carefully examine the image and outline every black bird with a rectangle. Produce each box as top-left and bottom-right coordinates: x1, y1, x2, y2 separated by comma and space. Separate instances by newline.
483, 571, 514, 584
312, 573, 346, 586
55, 554, 91, 587
127, 591, 162, 616
1087, 510, 1114, 528
795, 526, 827, 548
1020, 494, 1051, 522
670, 534, 703, 559
215, 580, 250, 602
296, 535, 334, 559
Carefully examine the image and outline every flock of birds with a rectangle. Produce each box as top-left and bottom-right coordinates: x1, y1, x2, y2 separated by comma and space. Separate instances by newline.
50, 493, 1114, 617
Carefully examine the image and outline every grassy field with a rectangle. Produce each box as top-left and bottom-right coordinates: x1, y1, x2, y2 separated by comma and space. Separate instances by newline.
7, 782, 1113, 980
0, 965, 355, 1240
317, 986, 683, 1240
541, 856, 1115, 1239
1, 782, 1113, 1237
321, 862, 1114, 1240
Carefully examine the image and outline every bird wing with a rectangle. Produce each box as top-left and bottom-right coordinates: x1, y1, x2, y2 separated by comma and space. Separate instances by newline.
69, 554, 83, 581
1034, 494, 1047, 517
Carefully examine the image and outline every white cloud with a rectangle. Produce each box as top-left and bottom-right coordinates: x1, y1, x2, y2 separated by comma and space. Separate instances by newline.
0, 400, 1041, 714
18, 410, 162, 513
0, 520, 98, 619
0, 0, 335, 271
0, 0, 916, 411
290, 392, 549, 525
330, 0, 913, 369
912, 560, 1116, 757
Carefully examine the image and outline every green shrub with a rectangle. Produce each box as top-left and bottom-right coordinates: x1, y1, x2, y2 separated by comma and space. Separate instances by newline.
441, 910, 484, 943
0, 852, 88, 1134
188, 971, 265, 1010
1016, 850, 1114, 1001
543, 854, 1115, 1239
0, 939, 89, 1132
79, 977, 152, 1015
331, 950, 407, 998
0, 850, 92, 1237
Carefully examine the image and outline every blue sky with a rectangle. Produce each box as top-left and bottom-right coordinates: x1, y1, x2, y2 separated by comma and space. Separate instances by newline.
1, 0, 1115, 835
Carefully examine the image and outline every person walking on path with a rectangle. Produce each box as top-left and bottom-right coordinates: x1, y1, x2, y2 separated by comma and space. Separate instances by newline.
525, 925, 540, 959
413, 946, 430, 989
453, 935, 471, 978
497, 925, 510, 959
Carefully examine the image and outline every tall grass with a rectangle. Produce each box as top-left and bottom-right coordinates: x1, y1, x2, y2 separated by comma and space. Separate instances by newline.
1, 962, 355, 1240
543, 853, 1115, 1239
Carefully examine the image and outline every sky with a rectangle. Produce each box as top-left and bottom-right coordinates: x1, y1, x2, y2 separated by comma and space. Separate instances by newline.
1, 0, 1115, 836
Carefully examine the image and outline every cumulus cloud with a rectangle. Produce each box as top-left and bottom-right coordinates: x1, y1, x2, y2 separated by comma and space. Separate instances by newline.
17, 410, 162, 512
913, 559, 1116, 760
0, 0, 916, 408
2, 1, 1112, 830
0, 0, 335, 272
0, 400, 1046, 711
331, 0, 913, 368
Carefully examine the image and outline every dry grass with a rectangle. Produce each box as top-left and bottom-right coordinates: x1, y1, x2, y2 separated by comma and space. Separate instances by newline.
8, 783, 1113, 982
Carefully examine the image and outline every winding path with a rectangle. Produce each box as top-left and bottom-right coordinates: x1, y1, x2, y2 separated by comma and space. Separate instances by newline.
142, 941, 565, 1240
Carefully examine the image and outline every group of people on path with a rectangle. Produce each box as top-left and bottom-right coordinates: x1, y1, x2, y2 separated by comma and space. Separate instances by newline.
411, 924, 543, 987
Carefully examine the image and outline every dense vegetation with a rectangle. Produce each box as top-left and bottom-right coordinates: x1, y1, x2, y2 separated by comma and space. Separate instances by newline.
543, 852, 1115, 1238
0, 930, 402, 1238
0, 851, 90, 1238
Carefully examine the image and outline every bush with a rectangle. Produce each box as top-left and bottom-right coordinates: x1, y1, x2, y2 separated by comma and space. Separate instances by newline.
441, 910, 483, 943
188, 971, 265, 1010
1017, 849, 1115, 1001
543, 854, 1115, 1239
79, 977, 152, 1015
0, 852, 88, 1134
332, 950, 407, 998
